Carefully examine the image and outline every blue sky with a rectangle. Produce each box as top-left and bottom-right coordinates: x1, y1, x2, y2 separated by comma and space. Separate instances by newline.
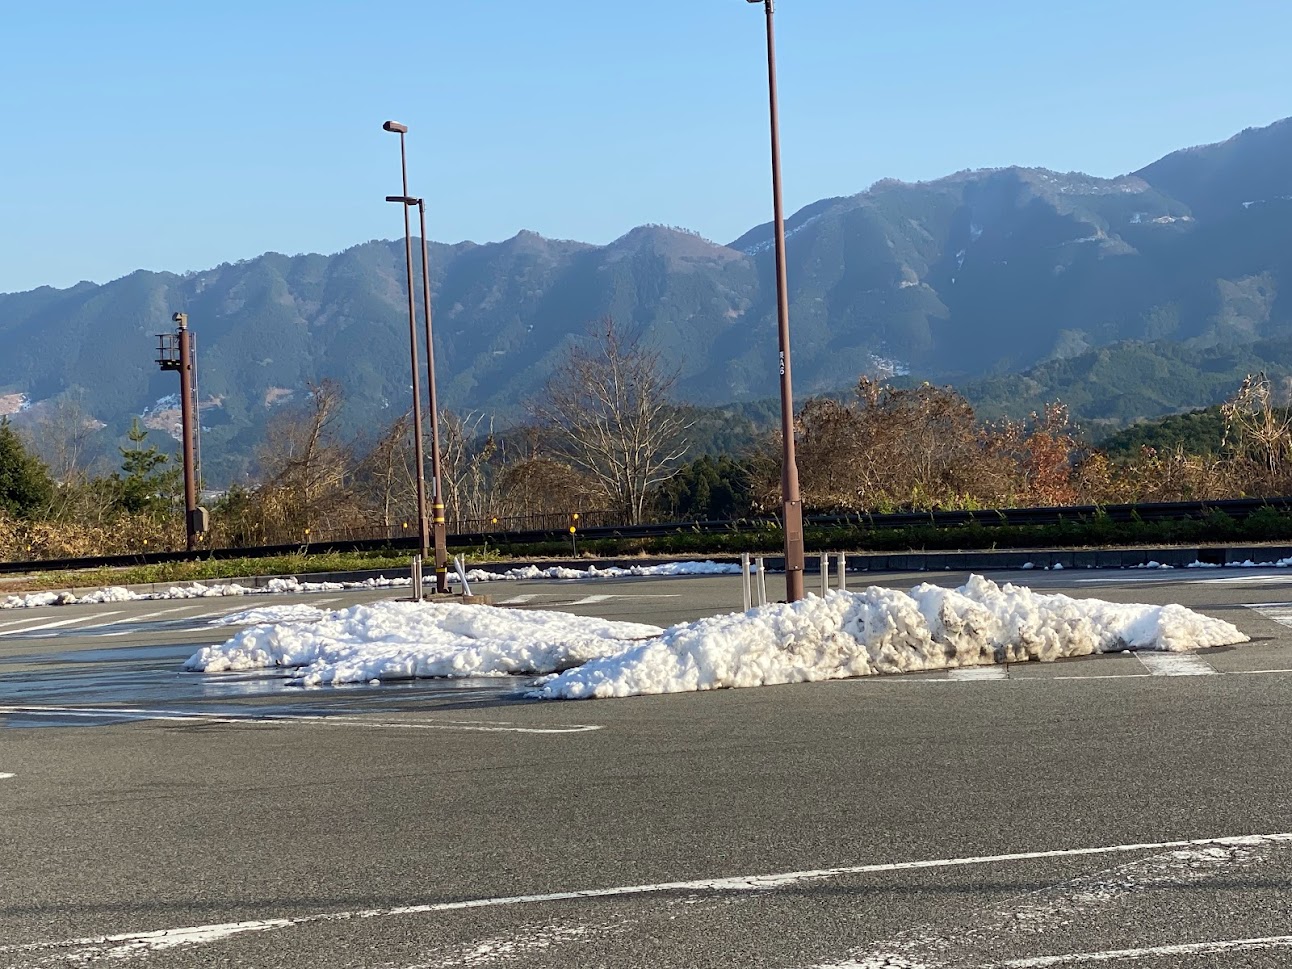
3, 0, 1289, 293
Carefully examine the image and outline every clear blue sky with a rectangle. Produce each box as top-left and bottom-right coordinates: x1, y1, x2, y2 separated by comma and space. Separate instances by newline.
3, 0, 1289, 293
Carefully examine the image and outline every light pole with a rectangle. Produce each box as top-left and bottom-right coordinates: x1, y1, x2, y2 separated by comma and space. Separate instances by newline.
382, 120, 431, 585
746, 0, 805, 601
156, 312, 207, 552
386, 193, 450, 594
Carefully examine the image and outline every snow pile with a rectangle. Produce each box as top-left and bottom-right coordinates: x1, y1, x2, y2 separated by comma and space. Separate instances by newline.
186, 575, 1247, 698
185, 601, 662, 687
535, 574, 1247, 699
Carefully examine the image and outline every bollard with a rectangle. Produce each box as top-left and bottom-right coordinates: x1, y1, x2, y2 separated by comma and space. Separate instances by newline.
411, 554, 424, 601
741, 552, 752, 611
820, 551, 829, 596
837, 551, 847, 591
453, 554, 472, 597
755, 556, 768, 606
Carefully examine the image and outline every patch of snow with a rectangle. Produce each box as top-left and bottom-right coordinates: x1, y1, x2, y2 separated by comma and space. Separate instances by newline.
1, 576, 411, 611
868, 354, 911, 378
740, 212, 825, 256
211, 604, 330, 627
141, 394, 180, 417
969, 223, 983, 242
0, 393, 29, 417
0, 561, 745, 611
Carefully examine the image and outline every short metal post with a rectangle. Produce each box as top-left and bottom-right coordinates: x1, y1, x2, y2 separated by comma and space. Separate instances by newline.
453, 554, 472, 598
755, 556, 768, 606
741, 552, 752, 611
411, 554, 424, 601
820, 551, 829, 596
837, 551, 847, 591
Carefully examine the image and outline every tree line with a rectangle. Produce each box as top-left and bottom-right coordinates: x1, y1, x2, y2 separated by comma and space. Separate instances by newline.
2, 318, 1291, 561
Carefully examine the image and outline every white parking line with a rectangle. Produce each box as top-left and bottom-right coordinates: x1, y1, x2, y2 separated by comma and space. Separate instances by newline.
0, 705, 603, 734
994, 934, 1292, 966
1134, 651, 1217, 676
0, 611, 123, 637
6, 832, 1289, 964
0, 772, 13, 780
102, 605, 192, 626
567, 595, 612, 605
949, 666, 1009, 680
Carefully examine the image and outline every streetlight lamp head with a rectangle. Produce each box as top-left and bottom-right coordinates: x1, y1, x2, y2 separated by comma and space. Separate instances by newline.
385, 195, 421, 205
383, 120, 408, 134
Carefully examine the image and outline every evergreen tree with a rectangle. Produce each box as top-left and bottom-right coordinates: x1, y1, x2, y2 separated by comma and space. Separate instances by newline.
111, 419, 181, 515
0, 418, 54, 518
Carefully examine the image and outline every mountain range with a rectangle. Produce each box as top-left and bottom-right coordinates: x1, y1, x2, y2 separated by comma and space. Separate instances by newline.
2, 116, 1291, 484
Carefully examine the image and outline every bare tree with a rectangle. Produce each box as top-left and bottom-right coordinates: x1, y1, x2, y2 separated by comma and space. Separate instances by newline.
531, 318, 690, 525
355, 410, 416, 530
256, 380, 357, 534
1222, 372, 1292, 479
439, 410, 499, 528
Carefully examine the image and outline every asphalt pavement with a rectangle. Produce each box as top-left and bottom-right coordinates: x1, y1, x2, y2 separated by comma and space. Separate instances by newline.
2, 566, 1292, 968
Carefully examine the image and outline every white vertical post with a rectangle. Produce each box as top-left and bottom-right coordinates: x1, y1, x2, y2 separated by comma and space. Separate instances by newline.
411, 554, 424, 601
756, 556, 768, 606
820, 551, 829, 596
741, 552, 753, 611
453, 554, 472, 597
837, 551, 847, 591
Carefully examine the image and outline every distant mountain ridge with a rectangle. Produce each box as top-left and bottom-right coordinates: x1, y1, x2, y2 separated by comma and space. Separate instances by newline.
2, 116, 1291, 484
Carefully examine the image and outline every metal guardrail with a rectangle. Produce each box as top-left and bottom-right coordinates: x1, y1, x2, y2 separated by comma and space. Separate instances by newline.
0, 497, 1287, 576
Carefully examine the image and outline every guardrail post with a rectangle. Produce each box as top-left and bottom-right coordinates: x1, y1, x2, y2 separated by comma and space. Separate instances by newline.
741, 552, 752, 611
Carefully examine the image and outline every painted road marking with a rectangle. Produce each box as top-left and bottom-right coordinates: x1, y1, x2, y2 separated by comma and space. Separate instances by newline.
498, 595, 537, 605
0, 705, 602, 734
949, 665, 1009, 680
0, 772, 13, 780
568, 595, 613, 605
6, 832, 1289, 964
992, 934, 1292, 966
829, 835, 1284, 968
1134, 651, 1216, 676
102, 605, 191, 626
0, 611, 123, 638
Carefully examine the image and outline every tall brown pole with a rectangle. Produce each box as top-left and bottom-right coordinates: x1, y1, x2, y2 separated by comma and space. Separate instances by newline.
416, 201, 450, 594
393, 128, 431, 571
174, 315, 199, 553
758, 0, 805, 600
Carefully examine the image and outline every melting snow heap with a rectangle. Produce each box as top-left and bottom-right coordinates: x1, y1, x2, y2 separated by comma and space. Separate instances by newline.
185, 575, 1248, 700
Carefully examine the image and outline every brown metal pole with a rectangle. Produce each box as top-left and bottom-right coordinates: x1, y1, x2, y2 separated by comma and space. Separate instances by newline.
416, 200, 450, 594
175, 316, 199, 553
760, 0, 805, 601
396, 130, 431, 569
